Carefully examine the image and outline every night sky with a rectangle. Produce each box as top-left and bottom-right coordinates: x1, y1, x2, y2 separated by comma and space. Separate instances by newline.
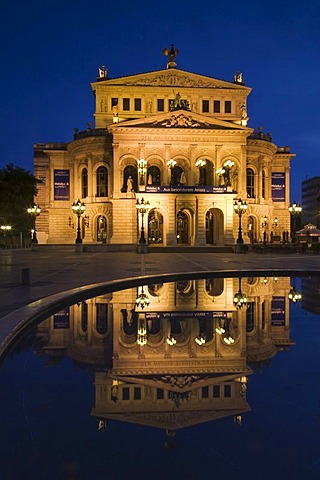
1, 0, 319, 201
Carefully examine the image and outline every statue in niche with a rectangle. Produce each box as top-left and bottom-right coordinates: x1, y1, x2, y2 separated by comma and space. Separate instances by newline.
126, 176, 134, 192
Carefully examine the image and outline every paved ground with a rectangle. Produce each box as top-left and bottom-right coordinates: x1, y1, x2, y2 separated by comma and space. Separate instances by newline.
0, 247, 319, 362
1, 248, 320, 319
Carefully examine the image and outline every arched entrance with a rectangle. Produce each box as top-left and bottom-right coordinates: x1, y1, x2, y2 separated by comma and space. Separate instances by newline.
205, 208, 224, 245
96, 215, 107, 243
247, 215, 257, 244
148, 209, 163, 244
177, 210, 190, 245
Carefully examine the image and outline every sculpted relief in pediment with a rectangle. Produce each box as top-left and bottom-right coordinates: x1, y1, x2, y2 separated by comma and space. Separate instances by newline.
124, 73, 221, 88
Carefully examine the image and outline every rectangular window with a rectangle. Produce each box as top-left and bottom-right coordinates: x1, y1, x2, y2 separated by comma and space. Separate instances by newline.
224, 384, 231, 398
213, 385, 220, 398
134, 98, 141, 111
111, 98, 118, 108
214, 100, 220, 113
123, 98, 130, 111
202, 100, 209, 113
157, 99, 165, 111
134, 387, 141, 400
122, 387, 130, 400
202, 386, 209, 398
225, 101, 232, 113
157, 388, 164, 400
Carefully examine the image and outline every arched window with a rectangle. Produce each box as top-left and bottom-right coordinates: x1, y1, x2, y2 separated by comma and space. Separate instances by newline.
246, 302, 255, 332
148, 210, 163, 244
147, 166, 161, 186
97, 215, 107, 243
246, 168, 255, 198
96, 166, 108, 197
96, 303, 108, 334
122, 165, 138, 192
170, 166, 184, 186
177, 211, 189, 244
81, 302, 88, 332
82, 168, 88, 198
262, 170, 266, 199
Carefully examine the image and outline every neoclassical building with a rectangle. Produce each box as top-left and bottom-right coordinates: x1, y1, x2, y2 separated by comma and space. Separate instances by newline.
34, 47, 295, 247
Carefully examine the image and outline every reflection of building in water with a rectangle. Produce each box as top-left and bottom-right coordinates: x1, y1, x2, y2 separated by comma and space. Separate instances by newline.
301, 277, 320, 314
36, 276, 292, 429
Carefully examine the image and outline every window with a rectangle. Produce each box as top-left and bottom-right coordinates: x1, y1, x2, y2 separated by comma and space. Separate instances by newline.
177, 211, 189, 245
81, 302, 88, 332
157, 388, 164, 400
224, 385, 231, 398
111, 98, 118, 108
148, 210, 163, 244
225, 101, 232, 113
134, 98, 141, 111
122, 387, 130, 400
246, 302, 255, 332
96, 303, 108, 334
97, 215, 107, 243
202, 386, 209, 398
202, 100, 209, 113
214, 100, 220, 113
96, 166, 108, 197
157, 99, 164, 111
246, 168, 255, 198
213, 385, 220, 398
262, 300, 266, 330
134, 387, 141, 400
81, 168, 88, 198
262, 170, 266, 199
123, 98, 130, 110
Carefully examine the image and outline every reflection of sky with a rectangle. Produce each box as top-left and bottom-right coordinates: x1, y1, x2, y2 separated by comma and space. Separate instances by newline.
1, 0, 319, 202
0, 278, 320, 478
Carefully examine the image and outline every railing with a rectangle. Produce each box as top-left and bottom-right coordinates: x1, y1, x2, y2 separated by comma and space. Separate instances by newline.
73, 128, 108, 140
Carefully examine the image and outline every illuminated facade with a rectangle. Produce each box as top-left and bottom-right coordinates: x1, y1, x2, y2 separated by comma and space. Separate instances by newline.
36, 276, 293, 430
34, 49, 295, 247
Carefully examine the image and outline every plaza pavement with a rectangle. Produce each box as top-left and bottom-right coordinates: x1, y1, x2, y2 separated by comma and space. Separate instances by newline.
0, 246, 320, 358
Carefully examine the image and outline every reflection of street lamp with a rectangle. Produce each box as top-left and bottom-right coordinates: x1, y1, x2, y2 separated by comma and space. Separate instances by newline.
135, 286, 150, 310
233, 198, 247, 252
233, 277, 248, 309
27, 204, 41, 244
136, 197, 150, 253
72, 199, 85, 244
288, 278, 302, 303
289, 201, 302, 243
137, 158, 147, 186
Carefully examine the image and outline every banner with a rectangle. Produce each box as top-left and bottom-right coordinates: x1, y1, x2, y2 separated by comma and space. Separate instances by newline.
54, 169, 70, 200
145, 311, 228, 320
271, 172, 285, 202
271, 296, 285, 326
145, 185, 227, 194
53, 308, 70, 329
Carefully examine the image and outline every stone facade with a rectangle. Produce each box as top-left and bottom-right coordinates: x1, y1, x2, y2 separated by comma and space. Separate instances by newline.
34, 62, 295, 246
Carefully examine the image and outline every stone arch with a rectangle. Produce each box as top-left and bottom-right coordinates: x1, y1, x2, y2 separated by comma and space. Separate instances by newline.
176, 208, 194, 245
148, 208, 164, 244
205, 207, 224, 245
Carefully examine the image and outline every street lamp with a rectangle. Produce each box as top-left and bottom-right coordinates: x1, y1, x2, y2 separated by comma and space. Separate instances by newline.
72, 199, 85, 244
135, 286, 150, 310
233, 277, 248, 309
137, 158, 147, 186
289, 201, 302, 243
195, 159, 206, 185
136, 197, 150, 253
27, 204, 41, 244
233, 198, 247, 253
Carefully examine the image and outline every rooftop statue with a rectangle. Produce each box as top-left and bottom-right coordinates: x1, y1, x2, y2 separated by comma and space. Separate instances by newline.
162, 44, 179, 69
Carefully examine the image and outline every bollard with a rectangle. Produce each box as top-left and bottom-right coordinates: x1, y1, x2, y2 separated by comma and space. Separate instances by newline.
21, 267, 31, 286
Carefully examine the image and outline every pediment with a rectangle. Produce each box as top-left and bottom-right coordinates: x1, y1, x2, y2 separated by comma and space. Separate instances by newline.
109, 110, 253, 133
93, 68, 251, 91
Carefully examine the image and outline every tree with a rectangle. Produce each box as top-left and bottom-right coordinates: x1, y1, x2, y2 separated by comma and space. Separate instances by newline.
0, 164, 41, 246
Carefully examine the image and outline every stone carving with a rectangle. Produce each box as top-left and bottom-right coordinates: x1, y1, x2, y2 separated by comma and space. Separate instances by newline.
159, 375, 201, 388
162, 44, 179, 69
124, 73, 223, 88
159, 114, 201, 128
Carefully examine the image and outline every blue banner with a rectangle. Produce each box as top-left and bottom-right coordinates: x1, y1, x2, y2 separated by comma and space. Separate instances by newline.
271, 172, 285, 202
53, 308, 70, 329
271, 296, 285, 326
145, 311, 228, 320
54, 169, 70, 200
145, 185, 227, 194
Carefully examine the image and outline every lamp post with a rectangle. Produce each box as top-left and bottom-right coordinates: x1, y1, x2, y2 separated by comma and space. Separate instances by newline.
233, 198, 247, 253
167, 159, 177, 185
136, 197, 150, 253
72, 199, 85, 244
137, 158, 147, 187
233, 277, 248, 309
289, 201, 302, 243
27, 204, 41, 244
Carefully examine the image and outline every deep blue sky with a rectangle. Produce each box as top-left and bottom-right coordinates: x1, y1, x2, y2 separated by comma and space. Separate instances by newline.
1, 0, 319, 201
